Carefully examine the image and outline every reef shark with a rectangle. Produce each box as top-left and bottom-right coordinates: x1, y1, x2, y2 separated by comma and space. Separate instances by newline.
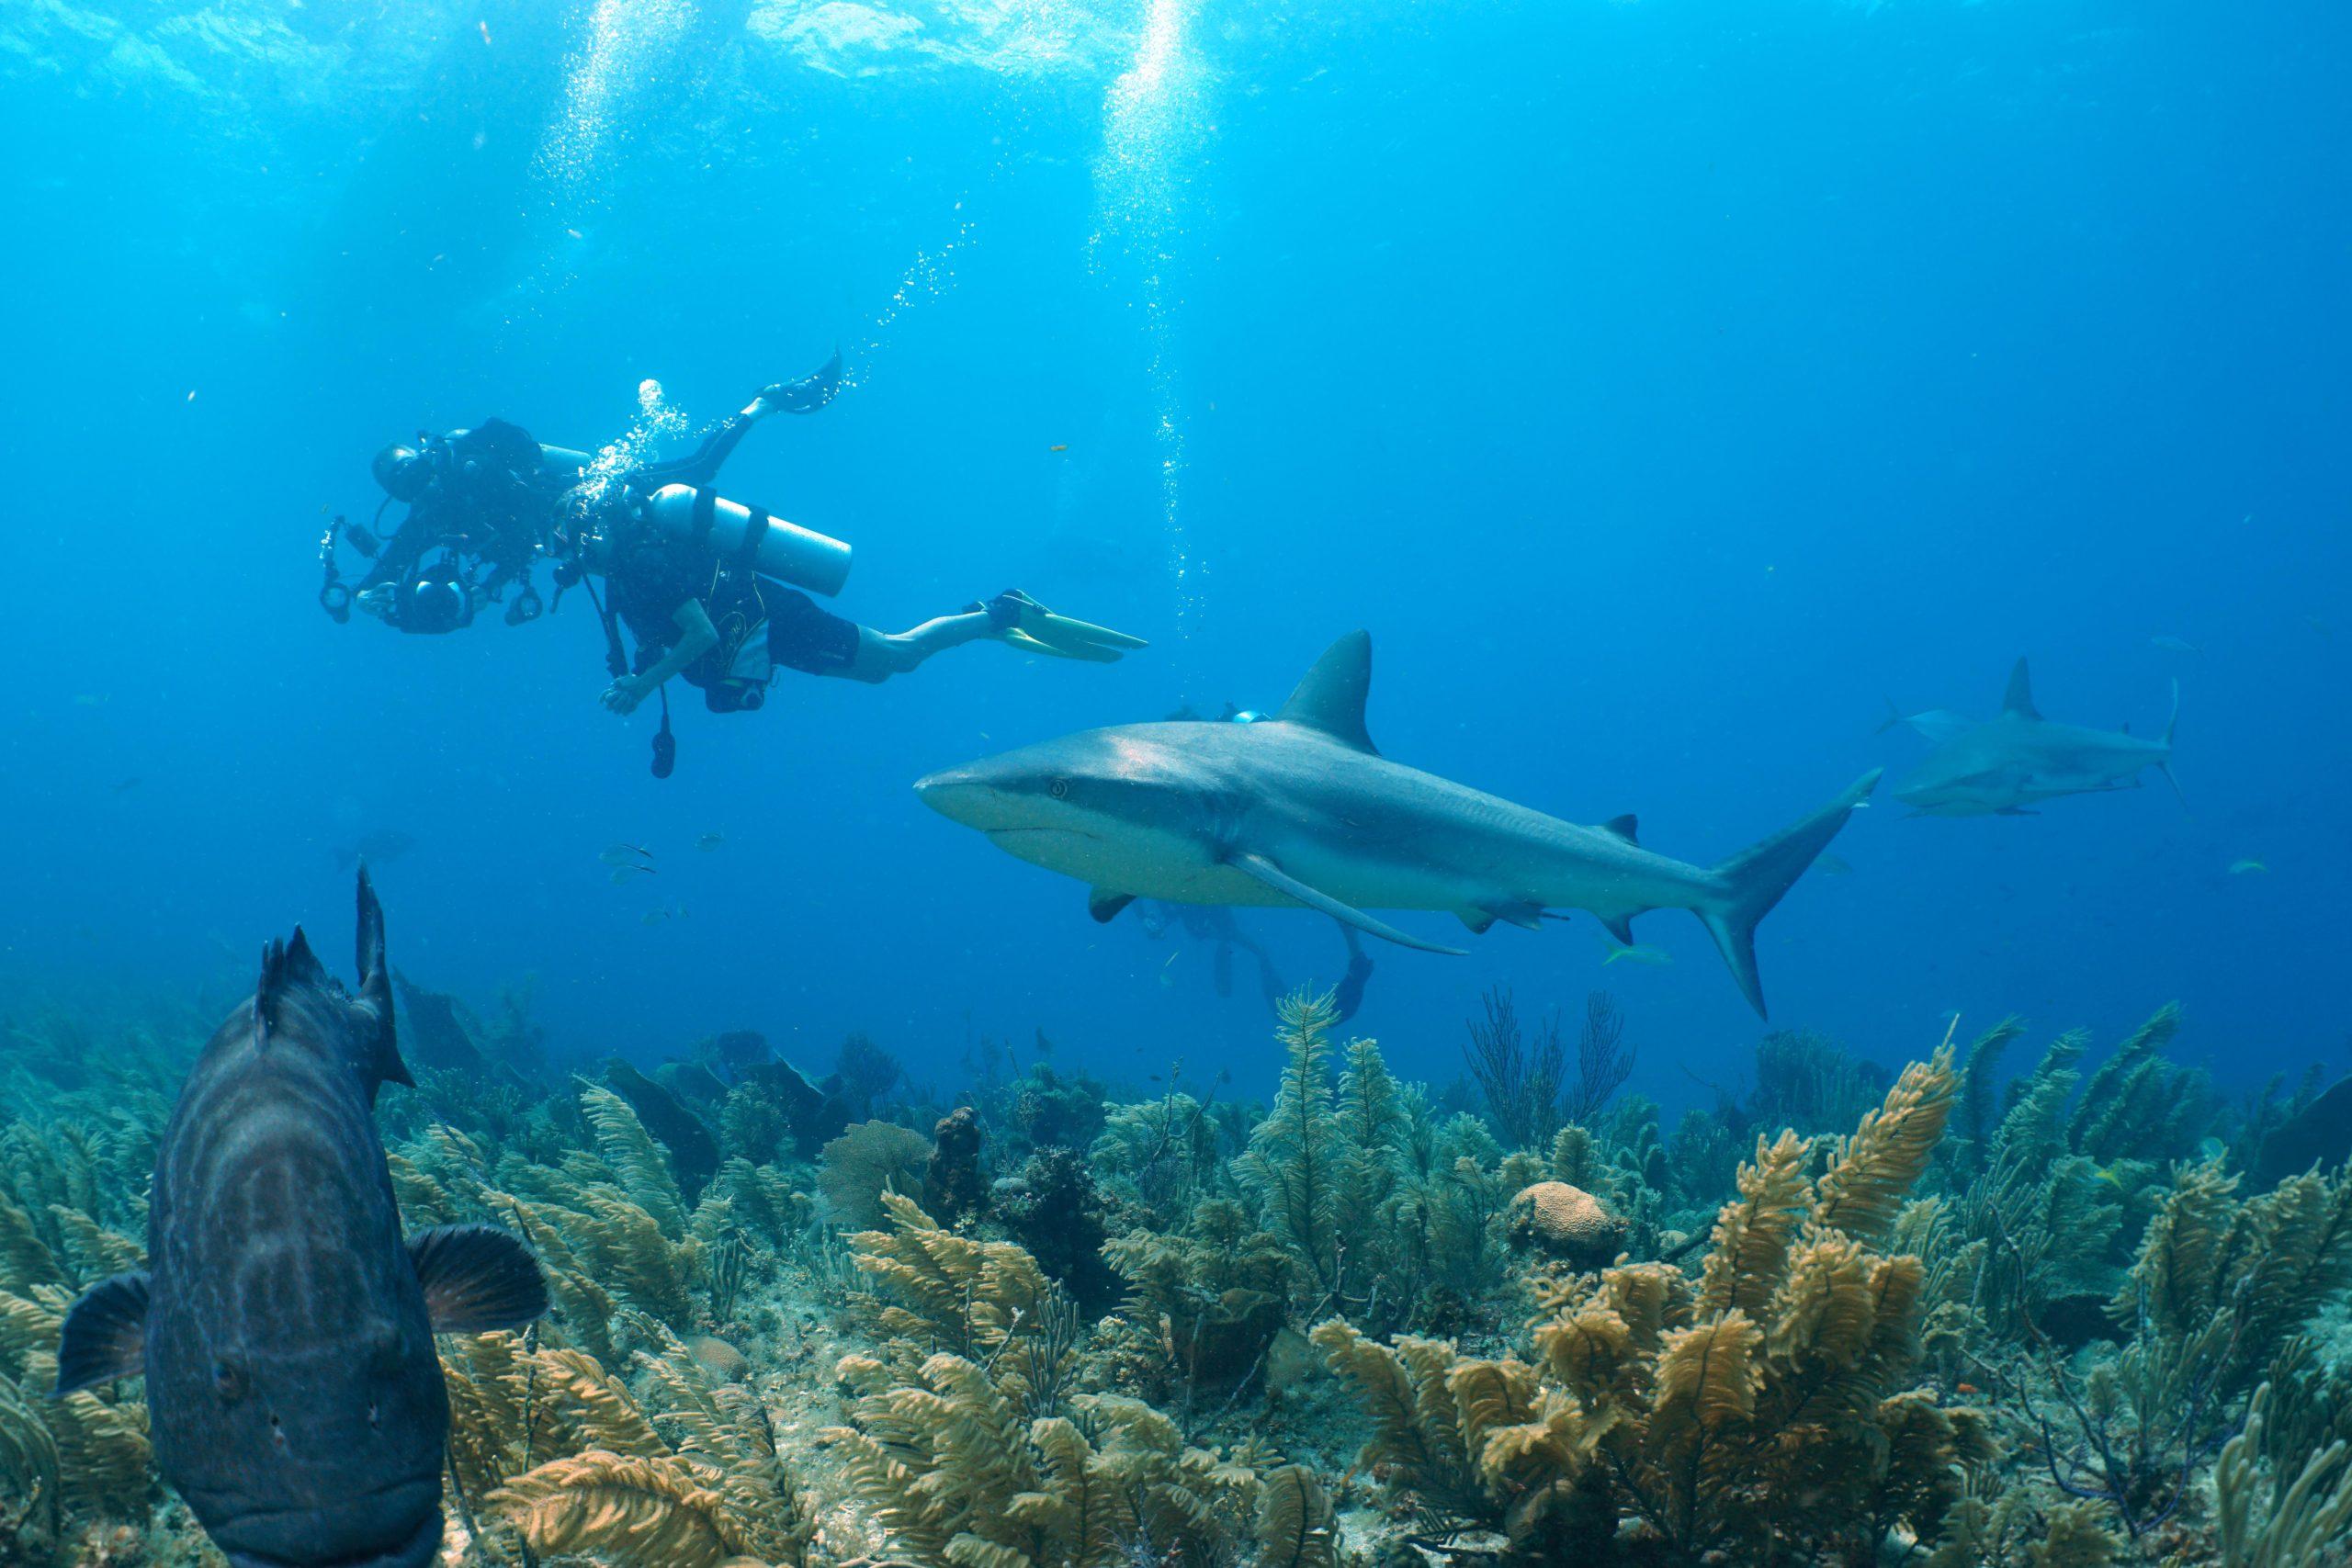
1893, 658, 2180, 817
916, 632, 1876, 1017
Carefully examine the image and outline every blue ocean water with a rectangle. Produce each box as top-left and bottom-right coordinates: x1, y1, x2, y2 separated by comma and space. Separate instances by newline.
2, 0, 2345, 1109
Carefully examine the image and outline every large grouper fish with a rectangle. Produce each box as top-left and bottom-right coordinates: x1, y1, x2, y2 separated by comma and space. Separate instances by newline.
55, 870, 547, 1568
918, 631, 1877, 1017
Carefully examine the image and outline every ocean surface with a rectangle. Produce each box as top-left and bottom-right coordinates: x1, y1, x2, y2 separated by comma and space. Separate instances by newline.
4, 0, 2346, 1111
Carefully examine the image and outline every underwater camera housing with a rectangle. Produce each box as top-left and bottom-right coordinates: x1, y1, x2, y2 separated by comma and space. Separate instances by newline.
640, 484, 852, 597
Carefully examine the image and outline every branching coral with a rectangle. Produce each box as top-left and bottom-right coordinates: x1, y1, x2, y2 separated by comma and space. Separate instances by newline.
1235, 989, 1349, 1301
2216, 1382, 2352, 1566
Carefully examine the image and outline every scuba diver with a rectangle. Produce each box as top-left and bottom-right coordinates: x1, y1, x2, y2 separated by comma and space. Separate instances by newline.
322, 355, 1144, 773
1144, 701, 1375, 1021
1138, 903, 1374, 1022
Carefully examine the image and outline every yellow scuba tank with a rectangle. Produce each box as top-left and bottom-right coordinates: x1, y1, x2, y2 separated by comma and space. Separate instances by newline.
640, 483, 852, 597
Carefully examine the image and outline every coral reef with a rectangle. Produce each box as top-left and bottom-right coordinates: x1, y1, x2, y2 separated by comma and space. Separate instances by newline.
7, 980, 2352, 1566
1501, 1179, 1626, 1269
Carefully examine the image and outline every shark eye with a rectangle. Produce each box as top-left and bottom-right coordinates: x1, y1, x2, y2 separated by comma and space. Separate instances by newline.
1047, 778, 1071, 800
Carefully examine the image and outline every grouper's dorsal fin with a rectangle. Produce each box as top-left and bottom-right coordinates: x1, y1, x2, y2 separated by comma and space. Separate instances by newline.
1275, 630, 1379, 753
255, 929, 331, 1042
2002, 658, 2041, 719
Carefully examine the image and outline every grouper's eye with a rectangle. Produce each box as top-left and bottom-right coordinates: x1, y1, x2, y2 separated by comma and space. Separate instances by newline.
1047, 778, 1071, 800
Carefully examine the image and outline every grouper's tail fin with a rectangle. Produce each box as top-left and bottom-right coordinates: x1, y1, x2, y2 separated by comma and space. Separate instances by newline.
1698, 769, 1881, 1019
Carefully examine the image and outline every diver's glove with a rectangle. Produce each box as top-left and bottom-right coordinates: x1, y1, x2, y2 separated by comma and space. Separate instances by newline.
750, 351, 844, 419
967, 590, 1148, 663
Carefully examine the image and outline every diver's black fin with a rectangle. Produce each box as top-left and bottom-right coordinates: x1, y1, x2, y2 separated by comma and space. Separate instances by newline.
55, 1270, 150, 1393
770, 351, 843, 415
1088, 889, 1136, 923
409, 1225, 548, 1334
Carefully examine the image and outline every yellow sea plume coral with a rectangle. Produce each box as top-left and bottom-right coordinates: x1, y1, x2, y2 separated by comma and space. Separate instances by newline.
849, 1190, 1051, 1370
0, 1371, 62, 1538
580, 1079, 689, 1237
828, 1351, 1257, 1568
460, 1325, 815, 1567
489, 1450, 761, 1568
1252, 1464, 1337, 1568
1320, 1043, 1989, 1560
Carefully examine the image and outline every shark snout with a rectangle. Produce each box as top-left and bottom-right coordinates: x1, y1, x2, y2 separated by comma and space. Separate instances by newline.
915, 764, 1032, 831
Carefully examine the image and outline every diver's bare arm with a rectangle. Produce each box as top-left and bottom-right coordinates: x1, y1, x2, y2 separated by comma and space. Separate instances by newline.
830, 611, 996, 684
602, 602, 718, 715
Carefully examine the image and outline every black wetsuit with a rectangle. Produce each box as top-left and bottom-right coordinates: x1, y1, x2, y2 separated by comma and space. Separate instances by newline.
606, 528, 859, 709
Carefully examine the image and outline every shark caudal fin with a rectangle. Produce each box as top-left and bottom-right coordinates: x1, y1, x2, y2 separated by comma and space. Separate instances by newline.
2157, 680, 2187, 809
1697, 770, 1881, 1018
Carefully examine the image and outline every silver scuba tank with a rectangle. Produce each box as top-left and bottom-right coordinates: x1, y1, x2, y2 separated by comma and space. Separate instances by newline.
639, 482, 853, 597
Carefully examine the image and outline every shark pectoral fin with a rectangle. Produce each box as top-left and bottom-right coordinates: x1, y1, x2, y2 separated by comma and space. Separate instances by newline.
1089, 888, 1136, 923
1231, 852, 1467, 955
1459, 910, 1497, 935
54, 1269, 150, 1393
409, 1224, 549, 1333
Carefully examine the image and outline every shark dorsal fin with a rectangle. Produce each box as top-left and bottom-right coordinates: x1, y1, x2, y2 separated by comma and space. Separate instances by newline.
1276, 631, 1378, 752
1601, 814, 1639, 844
2002, 658, 2040, 719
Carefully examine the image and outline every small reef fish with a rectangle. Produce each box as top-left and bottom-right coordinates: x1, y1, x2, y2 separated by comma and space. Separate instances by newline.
697, 831, 726, 852
2150, 635, 2203, 656
2229, 858, 2269, 875
54, 872, 547, 1568
1049, 443, 1069, 452
335, 829, 416, 871
600, 843, 655, 866
74, 693, 109, 706
1159, 951, 1181, 987
642, 903, 688, 926
1876, 700, 1974, 746
609, 865, 655, 884
1602, 942, 1673, 967
1815, 853, 1855, 877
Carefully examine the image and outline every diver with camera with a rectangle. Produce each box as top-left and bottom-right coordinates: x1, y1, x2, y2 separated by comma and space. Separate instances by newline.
320, 353, 1146, 774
